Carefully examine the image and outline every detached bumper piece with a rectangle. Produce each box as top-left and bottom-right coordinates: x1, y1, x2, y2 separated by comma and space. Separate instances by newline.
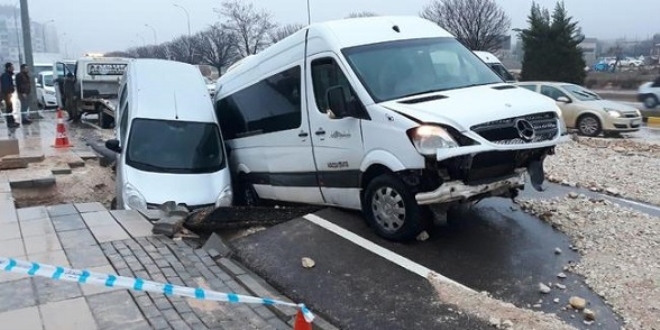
416, 172, 525, 205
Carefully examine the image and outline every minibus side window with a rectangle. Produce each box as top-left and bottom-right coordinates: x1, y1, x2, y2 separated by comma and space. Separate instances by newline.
119, 102, 129, 143
311, 58, 364, 115
215, 66, 302, 138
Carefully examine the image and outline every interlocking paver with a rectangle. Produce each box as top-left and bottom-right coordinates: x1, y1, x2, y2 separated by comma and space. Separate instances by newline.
80, 265, 125, 296
65, 245, 109, 268
74, 202, 106, 213
40, 297, 98, 330
0, 200, 18, 223
51, 213, 87, 232
23, 233, 62, 255
33, 276, 83, 304
89, 223, 131, 243
46, 204, 78, 218
111, 210, 154, 238
0, 237, 25, 257
0, 306, 43, 330
81, 210, 117, 227
16, 206, 48, 222
0, 222, 21, 240
57, 228, 97, 248
27, 249, 69, 267
0, 278, 37, 313
87, 291, 148, 329
19, 217, 56, 238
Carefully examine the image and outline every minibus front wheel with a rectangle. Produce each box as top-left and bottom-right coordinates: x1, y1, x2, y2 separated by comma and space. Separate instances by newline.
363, 173, 428, 242
235, 176, 261, 207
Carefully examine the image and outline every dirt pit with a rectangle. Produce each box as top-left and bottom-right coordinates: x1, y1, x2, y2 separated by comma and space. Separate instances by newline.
12, 159, 115, 208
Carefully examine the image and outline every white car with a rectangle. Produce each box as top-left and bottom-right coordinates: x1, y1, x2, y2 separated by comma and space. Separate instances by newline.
608, 57, 643, 68
36, 71, 58, 109
637, 77, 660, 109
204, 76, 216, 98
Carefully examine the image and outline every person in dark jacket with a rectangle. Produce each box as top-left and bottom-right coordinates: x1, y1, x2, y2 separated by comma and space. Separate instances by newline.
0, 62, 19, 128
15, 64, 32, 124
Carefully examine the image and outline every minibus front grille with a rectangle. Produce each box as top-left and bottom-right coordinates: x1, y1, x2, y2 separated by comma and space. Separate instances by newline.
440, 148, 550, 185
471, 112, 559, 145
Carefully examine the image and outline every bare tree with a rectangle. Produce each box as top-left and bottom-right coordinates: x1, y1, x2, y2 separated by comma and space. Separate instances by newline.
193, 24, 238, 72
421, 0, 511, 52
270, 23, 305, 44
165, 36, 200, 63
217, 0, 276, 57
345, 11, 378, 18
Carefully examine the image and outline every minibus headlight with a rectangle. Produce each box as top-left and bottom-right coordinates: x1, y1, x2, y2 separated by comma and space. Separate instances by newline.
407, 125, 458, 156
123, 183, 147, 210
215, 186, 233, 208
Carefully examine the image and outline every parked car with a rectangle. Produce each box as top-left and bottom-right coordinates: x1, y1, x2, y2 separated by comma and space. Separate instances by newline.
637, 76, 660, 109
518, 82, 642, 137
608, 57, 643, 68
105, 59, 232, 211
204, 76, 216, 98
214, 16, 566, 242
36, 71, 58, 109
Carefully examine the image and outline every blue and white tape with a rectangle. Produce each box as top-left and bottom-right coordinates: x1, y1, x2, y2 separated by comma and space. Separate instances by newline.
0, 257, 314, 323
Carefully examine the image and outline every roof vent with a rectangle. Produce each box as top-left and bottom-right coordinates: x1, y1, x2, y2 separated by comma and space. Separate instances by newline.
392, 25, 400, 33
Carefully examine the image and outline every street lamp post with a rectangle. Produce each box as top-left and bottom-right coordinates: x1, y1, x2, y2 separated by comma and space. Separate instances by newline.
12, 3, 23, 63
42, 19, 55, 52
173, 3, 191, 37
144, 24, 157, 44
136, 34, 146, 47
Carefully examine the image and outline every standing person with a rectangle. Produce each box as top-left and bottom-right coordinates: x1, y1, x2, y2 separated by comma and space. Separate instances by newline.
15, 64, 33, 125
0, 63, 19, 128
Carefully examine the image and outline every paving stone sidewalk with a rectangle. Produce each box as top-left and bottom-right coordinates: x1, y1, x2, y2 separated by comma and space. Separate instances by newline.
0, 178, 310, 329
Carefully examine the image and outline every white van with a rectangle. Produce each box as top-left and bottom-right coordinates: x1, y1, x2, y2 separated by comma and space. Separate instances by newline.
214, 16, 565, 241
36, 71, 58, 108
106, 59, 232, 211
473, 51, 517, 83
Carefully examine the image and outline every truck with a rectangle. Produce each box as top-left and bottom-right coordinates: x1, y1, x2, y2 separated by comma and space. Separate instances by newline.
53, 55, 131, 128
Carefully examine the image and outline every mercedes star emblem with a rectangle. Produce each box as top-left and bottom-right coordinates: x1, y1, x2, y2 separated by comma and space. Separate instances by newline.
514, 119, 536, 141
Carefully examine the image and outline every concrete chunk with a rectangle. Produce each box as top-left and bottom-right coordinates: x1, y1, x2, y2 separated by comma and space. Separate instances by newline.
202, 233, 232, 258
51, 166, 72, 175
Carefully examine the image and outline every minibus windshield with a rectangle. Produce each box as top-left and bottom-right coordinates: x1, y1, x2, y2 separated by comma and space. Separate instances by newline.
126, 118, 224, 174
343, 37, 504, 102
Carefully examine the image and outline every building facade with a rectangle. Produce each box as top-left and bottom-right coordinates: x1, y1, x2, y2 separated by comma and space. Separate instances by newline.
0, 5, 59, 64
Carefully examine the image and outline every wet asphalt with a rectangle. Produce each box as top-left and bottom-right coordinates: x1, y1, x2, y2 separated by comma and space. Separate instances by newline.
227, 180, 659, 330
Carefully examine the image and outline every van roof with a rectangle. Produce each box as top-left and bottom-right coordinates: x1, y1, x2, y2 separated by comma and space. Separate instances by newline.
219, 16, 454, 89
473, 51, 502, 64
128, 59, 214, 122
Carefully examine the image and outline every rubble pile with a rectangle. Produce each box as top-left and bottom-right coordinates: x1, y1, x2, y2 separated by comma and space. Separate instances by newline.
518, 195, 660, 329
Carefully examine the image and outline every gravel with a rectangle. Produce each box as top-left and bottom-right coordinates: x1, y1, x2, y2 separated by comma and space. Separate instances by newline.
518, 195, 660, 329
546, 136, 660, 205
429, 274, 575, 330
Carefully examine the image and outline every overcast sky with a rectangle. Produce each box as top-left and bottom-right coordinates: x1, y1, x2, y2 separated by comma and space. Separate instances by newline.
2, 0, 658, 56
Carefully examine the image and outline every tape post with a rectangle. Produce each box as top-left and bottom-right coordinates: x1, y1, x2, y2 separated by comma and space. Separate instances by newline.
0, 257, 314, 323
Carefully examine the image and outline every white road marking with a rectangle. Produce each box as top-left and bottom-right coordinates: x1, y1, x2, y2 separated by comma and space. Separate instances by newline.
610, 196, 660, 213
303, 213, 475, 293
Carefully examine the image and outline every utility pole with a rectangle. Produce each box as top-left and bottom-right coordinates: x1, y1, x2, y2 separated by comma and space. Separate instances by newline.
13, 6, 23, 63
19, 0, 39, 113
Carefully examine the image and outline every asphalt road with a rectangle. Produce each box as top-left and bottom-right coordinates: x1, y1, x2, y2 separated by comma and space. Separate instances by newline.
228, 177, 649, 329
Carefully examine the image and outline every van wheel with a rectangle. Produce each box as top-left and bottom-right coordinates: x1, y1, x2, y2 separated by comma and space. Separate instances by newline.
364, 173, 427, 242
577, 114, 602, 137
235, 177, 261, 207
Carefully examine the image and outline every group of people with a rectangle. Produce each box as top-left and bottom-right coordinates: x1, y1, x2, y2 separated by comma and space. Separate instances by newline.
0, 62, 34, 128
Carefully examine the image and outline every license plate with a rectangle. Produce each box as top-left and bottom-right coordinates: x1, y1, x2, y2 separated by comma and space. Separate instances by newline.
632, 119, 641, 125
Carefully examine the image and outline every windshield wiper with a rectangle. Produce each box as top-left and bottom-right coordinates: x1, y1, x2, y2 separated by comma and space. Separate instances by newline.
128, 160, 175, 172
400, 88, 449, 99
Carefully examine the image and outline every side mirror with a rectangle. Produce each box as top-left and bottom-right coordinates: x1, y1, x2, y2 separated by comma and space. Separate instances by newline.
326, 86, 349, 119
105, 139, 121, 153
556, 96, 571, 103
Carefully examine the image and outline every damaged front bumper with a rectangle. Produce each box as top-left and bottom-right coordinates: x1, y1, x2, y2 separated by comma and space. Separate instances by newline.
416, 170, 526, 205
412, 138, 561, 206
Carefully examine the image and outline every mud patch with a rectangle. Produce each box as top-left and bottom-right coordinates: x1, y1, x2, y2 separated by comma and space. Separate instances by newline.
12, 159, 115, 208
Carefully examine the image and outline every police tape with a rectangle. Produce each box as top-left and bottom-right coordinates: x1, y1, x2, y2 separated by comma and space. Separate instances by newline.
0, 256, 315, 324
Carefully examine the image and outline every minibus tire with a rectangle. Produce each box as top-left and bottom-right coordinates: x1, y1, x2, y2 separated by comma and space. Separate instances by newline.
363, 173, 426, 242
235, 178, 261, 206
